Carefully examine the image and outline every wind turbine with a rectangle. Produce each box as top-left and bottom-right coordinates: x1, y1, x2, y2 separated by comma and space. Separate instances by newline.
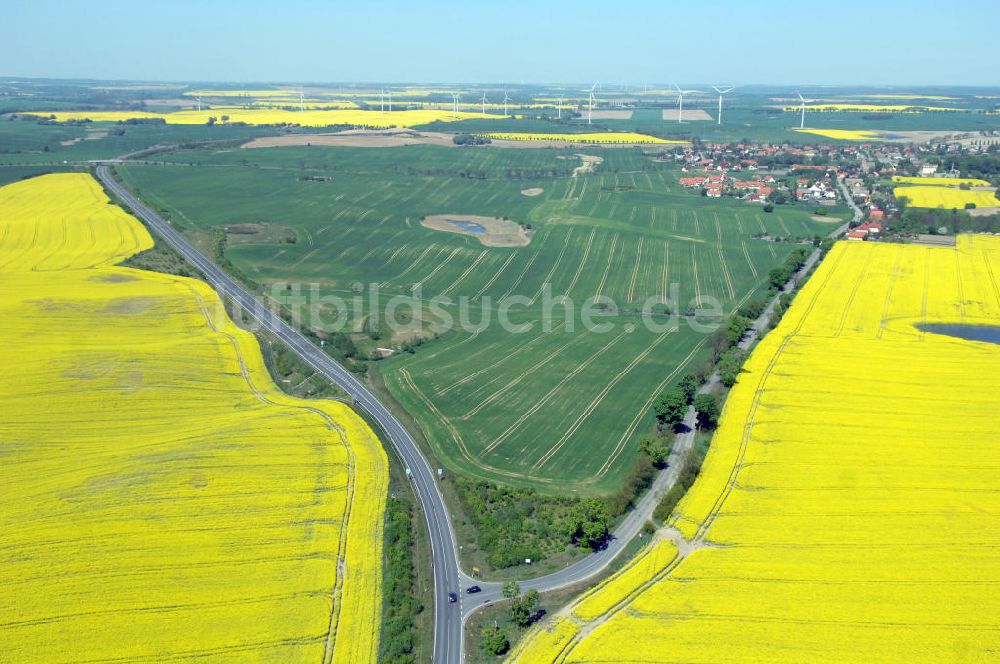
388, 89, 392, 112
502, 89, 512, 117
588, 83, 599, 125
711, 85, 735, 125
480, 91, 489, 117
673, 83, 686, 124
299, 86, 304, 113
796, 91, 814, 129
380, 88, 385, 112
196, 96, 202, 112
557, 95, 564, 120
452, 92, 461, 118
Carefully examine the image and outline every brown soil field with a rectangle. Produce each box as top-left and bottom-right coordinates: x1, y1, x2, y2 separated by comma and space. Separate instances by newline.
587, 110, 633, 120
242, 129, 457, 149
968, 206, 1000, 217
660, 109, 715, 122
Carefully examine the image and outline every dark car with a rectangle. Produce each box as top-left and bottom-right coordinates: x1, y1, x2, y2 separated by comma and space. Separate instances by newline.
448, 592, 457, 603
466, 585, 482, 594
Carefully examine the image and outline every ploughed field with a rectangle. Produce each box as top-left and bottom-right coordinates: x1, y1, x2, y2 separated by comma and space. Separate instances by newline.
120, 144, 840, 492
511, 236, 1000, 661
0, 173, 387, 663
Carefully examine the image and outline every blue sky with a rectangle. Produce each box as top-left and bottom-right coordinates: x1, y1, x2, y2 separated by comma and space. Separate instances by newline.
6, 0, 999, 86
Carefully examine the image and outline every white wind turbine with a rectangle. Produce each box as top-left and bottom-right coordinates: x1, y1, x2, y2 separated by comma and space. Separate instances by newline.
452, 92, 461, 118
480, 91, 489, 117
796, 91, 814, 129
587, 82, 599, 125
557, 95, 564, 120
299, 85, 304, 113
673, 83, 686, 123
502, 89, 512, 116
196, 96, 202, 112
387, 89, 392, 112
711, 85, 735, 125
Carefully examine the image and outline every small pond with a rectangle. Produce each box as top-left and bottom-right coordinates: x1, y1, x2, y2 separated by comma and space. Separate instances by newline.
446, 220, 486, 234
916, 323, 1000, 345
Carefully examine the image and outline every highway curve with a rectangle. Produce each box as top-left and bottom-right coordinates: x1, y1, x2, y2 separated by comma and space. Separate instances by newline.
95, 163, 467, 663
96, 160, 849, 663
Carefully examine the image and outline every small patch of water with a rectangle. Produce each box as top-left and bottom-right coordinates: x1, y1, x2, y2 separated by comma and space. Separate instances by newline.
917, 323, 1000, 345
447, 220, 486, 234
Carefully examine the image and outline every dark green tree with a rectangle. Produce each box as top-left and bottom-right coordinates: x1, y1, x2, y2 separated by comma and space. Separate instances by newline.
480, 623, 509, 656
562, 499, 611, 549
519, 589, 541, 626
639, 435, 670, 467
654, 387, 688, 427
678, 373, 699, 402
694, 393, 720, 429
718, 350, 744, 387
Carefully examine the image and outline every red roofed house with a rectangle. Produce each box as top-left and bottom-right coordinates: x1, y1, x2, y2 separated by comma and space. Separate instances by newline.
750, 186, 775, 203
679, 177, 706, 188
847, 229, 868, 241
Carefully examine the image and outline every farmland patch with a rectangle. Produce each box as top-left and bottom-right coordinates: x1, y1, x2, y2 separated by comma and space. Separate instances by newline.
0, 173, 388, 663
242, 129, 457, 149
117, 146, 842, 492
588, 110, 634, 120
660, 109, 714, 122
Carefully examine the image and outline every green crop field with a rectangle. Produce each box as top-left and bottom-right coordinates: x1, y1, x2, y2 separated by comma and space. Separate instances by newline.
117, 143, 843, 493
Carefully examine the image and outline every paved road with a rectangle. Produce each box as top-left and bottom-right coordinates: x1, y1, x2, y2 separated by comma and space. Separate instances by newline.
98, 162, 852, 661
838, 175, 865, 224
94, 164, 466, 664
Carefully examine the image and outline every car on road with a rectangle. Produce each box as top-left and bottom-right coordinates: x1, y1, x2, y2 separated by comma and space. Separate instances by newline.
448, 592, 457, 603
466, 585, 481, 594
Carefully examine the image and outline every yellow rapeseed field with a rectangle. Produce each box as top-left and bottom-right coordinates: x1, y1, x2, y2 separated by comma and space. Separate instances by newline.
479, 132, 684, 144
512, 236, 1000, 662
894, 185, 1000, 209
794, 128, 882, 141
0, 173, 387, 663
892, 176, 993, 187
39, 108, 506, 127
507, 618, 580, 664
